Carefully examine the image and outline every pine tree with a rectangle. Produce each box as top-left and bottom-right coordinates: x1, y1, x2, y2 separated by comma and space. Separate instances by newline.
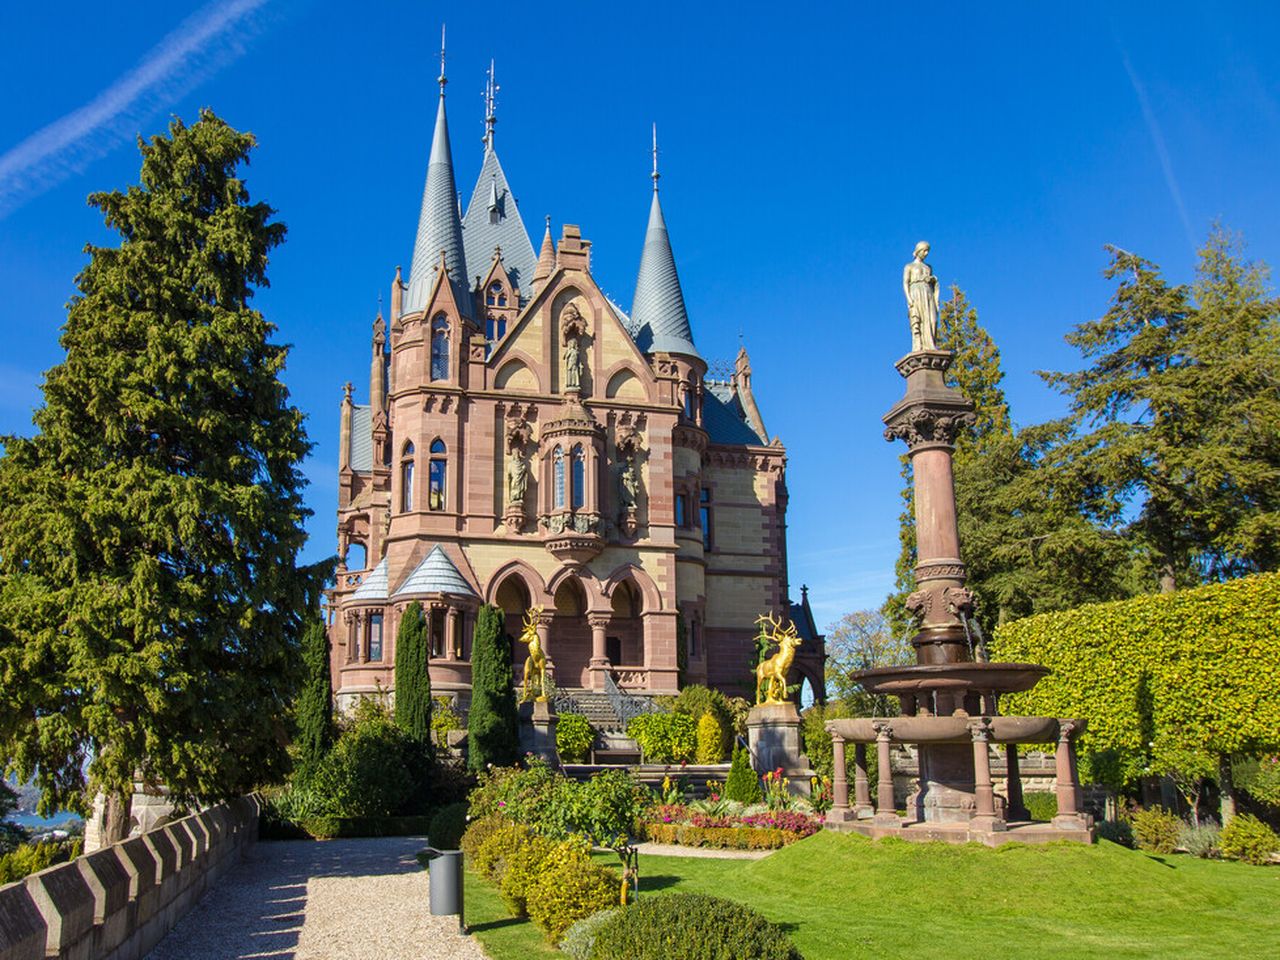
393, 601, 432, 744
294, 615, 334, 782
0, 111, 318, 840
467, 604, 519, 771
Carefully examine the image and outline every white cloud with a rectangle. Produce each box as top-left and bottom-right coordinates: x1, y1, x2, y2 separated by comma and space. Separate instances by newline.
0, 0, 273, 219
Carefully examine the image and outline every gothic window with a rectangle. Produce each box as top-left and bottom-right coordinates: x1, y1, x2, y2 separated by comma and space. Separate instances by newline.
430, 315, 450, 381
675, 493, 688, 528
553, 446, 565, 509
684, 385, 695, 419
368, 612, 384, 661
690, 619, 700, 659
400, 441, 415, 512
700, 487, 713, 551
430, 608, 445, 658
571, 444, 586, 509
348, 617, 360, 661
429, 438, 447, 511
486, 281, 507, 308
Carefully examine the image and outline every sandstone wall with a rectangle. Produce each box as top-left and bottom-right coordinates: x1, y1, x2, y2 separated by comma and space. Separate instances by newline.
0, 797, 259, 960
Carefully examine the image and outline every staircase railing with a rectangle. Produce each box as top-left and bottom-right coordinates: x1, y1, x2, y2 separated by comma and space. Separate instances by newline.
603, 670, 659, 728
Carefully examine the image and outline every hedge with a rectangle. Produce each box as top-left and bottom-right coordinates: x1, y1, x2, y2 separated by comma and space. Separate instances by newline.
641, 822, 804, 850
994, 572, 1280, 788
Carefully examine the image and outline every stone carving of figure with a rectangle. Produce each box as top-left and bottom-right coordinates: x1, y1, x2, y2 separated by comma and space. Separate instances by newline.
563, 334, 581, 392
903, 240, 941, 352
619, 458, 638, 508
506, 452, 528, 506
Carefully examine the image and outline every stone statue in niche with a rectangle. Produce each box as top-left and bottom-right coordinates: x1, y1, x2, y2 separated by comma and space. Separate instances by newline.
903, 240, 941, 352
504, 419, 534, 532
560, 303, 588, 394
619, 459, 638, 508
507, 452, 528, 506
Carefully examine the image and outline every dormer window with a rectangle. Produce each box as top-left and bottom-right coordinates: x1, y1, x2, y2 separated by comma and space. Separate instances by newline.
486, 282, 507, 308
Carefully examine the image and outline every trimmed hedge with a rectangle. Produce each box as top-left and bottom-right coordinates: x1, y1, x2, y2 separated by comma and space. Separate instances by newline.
525, 842, 618, 943
642, 822, 803, 850
1023, 791, 1058, 822
725, 744, 762, 803
627, 712, 697, 764
995, 572, 1280, 787
427, 802, 468, 850
589, 892, 803, 960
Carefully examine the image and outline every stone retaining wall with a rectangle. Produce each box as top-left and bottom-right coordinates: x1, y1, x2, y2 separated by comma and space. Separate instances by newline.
0, 797, 259, 960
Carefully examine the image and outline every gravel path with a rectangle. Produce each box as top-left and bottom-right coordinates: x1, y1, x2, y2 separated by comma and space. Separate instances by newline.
146, 836, 490, 960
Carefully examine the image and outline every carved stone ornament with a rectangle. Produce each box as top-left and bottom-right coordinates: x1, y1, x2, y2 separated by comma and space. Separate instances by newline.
914, 561, 967, 583
560, 302, 589, 339
905, 590, 932, 620
894, 350, 954, 378
884, 406, 976, 448
943, 586, 975, 616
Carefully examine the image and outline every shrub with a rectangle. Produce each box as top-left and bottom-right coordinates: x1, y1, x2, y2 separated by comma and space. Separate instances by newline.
642, 823, 801, 850
627, 713, 697, 764
1236, 755, 1280, 809
1220, 813, 1280, 865
294, 615, 333, 782
525, 843, 619, 944
1178, 822, 1222, 858
590, 892, 803, 960
725, 744, 762, 804
469, 757, 570, 833
1023, 791, 1058, 822
468, 604, 520, 771
696, 712, 723, 763
309, 699, 425, 817
473, 820, 537, 882
567, 769, 649, 847
431, 695, 464, 747
428, 802, 468, 850
1095, 818, 1134, 848
461, 812, 505, 862
557, 713, 595, 763
394, 601, 432, 745
0, 840, 79, 885
498, 831, 558, 916
560, 907, 620, 960
1131, 806, 1183, 854
669, 685, 733, 758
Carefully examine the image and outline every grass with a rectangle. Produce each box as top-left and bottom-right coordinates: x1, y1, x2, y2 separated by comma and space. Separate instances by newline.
464, 833, 1280, 960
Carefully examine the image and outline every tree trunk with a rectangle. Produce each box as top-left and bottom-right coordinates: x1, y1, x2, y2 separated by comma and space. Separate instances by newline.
1218, 754, 1237, 824
102, 789, 133, 846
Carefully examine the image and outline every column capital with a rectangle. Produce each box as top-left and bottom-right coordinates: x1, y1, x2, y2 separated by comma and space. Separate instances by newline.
587, 613, 611, 630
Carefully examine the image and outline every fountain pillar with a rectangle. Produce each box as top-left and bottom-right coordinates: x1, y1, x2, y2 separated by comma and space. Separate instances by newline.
1053, 720, 1085, 829
827, 735, 852, 824
873, 724, 896, 823
853, 743, 873, 816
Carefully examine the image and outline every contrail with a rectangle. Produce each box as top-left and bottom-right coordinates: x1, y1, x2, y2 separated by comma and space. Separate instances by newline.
1121, 52, 1197, 252
0, 0, 273, 220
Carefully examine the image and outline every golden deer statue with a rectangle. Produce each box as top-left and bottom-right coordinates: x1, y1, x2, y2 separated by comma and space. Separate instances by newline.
519, 606, 548, 703
754, 613, 802, 705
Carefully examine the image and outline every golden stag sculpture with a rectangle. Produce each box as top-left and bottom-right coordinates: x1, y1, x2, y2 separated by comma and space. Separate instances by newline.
754, 612, 802, 706
519, 605, 549, 703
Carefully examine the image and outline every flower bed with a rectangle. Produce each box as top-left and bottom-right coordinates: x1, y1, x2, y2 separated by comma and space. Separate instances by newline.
640, 802, 822, 850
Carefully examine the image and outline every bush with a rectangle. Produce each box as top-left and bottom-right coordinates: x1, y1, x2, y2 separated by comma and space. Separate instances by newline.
560, 907, 620, 960
1023, 791, 1058, 822
306, 698, 428, 818
428, 802, 468, 850
567, 769, 649, 847
590, 892, 803, 960
0, 840, 80, 885
725, 744, 762, 804
297, 814, 433, 839
1236, 755, 1280, 809
1219, 813, 1280, 865
432, 695, 464, 747
498, 831, 558, 916
525, 842, 619, 944
461, 812, 505, 862
1178, 822, 1222, 859
627, 713, 697, 764
696, 712, 723, 764
468, 757, 571, 834
668, 685, 733, 758
473, 820, 537, 883
1132, 806, 1183, 854
557, 713, 595, 763
1095, 818, 1134, 848
641, 822, 807, 850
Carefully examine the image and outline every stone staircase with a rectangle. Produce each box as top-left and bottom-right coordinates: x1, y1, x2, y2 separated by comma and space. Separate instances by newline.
555, 688, 626, 732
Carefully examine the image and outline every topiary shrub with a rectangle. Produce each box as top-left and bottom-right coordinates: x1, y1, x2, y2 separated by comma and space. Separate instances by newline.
428, 802, 468, 850
525, 842, 620, 944
590, 892, 803, 960
1219, 813, 1280, 864
1178, 822, 1222, 859
669, 685, 733, 758
725, 744, 762, 804
1023, 791, 1058, 822
560, 907, 620, 960
627, 713, 697, 764
1095, 818, 1134, 848
557, 713, 595, 763
461, 812, 505, 863
1131, 806, 1183, 854
498, 831, 558, 916
696, 712, 723, 763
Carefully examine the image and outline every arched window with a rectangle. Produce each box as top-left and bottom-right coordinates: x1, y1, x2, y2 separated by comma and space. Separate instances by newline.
486, 281, 507, 308
429, 438, 447, 511
368, 612, 384, 661
400, 441, 415, 512
553, 446, 565, 509
571, 444, 586, 509
430, 315, 450, 381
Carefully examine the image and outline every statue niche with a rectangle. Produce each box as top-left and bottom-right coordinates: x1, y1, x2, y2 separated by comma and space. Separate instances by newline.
615, 426, 642, 538
561, 303, 589, 396
504, 418, 534, 533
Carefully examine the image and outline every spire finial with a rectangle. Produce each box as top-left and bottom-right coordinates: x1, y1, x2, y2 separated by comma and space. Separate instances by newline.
651, 123, 660, 191
438, 24, 447, 92
483, 59, 498, 149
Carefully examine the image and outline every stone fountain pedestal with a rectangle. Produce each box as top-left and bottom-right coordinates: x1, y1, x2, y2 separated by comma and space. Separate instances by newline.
747, 702, 814, 797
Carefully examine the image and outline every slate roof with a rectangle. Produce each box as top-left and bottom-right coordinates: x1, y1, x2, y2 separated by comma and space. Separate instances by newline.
351, 557, 389, 601
404, 91, 470, 317
349, 404, 373, 471
703, 381, 767, 446
789, 599, 820, 642
631, 189, 700, 359
393, 544, 478, 597
461, 146, 537, 298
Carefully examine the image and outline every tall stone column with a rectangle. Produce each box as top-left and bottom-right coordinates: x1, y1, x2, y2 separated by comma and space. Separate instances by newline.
587, 614, 610, 690
444, 606, 459, 660
970, 722, 1004, 832
854, 743, 873, 816
1053, 720, 1084, 828
831, 735, 849, 813
873, 723, 896, 823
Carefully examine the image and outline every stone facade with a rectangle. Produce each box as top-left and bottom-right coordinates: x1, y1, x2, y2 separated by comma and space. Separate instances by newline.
326, 66, 824, 709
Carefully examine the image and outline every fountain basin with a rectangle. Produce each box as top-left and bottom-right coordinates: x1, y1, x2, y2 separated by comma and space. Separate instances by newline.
825, 715, 1074, 745
852, 661, 1049, 698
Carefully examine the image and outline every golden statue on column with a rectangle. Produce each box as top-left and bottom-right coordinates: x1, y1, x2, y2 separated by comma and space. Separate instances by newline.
519, 606, 549, 702
753, 613, 802, 705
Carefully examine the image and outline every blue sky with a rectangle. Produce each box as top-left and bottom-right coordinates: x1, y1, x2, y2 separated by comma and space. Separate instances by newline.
2, 2, 1278, 630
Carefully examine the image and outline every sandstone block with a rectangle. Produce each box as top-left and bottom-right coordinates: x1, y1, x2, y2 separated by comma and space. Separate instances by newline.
24, 862, 93, 957
0, 883, 46, 960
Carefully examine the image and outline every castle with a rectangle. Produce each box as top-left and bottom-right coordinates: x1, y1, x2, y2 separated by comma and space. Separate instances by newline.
326, 59, 824, 709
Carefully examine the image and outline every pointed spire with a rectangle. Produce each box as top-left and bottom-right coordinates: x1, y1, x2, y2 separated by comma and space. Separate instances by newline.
483, 59, 498, 151
631, 129, 699, 359
404, 25, 468, 316
533, 215, 556, 289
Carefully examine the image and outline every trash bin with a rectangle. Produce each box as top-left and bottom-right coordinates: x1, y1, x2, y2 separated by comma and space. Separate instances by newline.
425, 847, 465, 933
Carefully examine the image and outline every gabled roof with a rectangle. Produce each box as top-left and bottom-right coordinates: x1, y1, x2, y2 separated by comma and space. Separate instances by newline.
704, 382, 767, 446
349, 404, 373, 471
631, 189, 700, 359
462, 146, 537, 299
404, 90, 470, 317
351, 557, 389, 601
393, 544, 478, 597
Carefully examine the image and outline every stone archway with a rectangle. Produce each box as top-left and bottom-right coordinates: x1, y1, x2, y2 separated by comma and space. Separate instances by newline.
493, 573, 533, 679
551, 576, 592, 688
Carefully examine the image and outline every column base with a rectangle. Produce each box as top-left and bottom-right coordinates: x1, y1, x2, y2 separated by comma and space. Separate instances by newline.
588, 659, 610, 690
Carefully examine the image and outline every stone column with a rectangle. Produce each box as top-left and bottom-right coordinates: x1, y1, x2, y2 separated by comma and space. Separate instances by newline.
854, 743, 873, 815
1005, 744, 1029, 821
970, 722, 1004, 832
588, 614, 610, 690
1053, 720, 1084, 828
536, 611, 555, 691
874, 723, 896, 823
444, 606, 459, 661
830, 735, 849, 816
357, 611, 368, 663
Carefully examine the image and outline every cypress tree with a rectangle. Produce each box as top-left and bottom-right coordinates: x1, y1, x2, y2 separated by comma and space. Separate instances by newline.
394, 601, 432, 744
467, 604, 519, 771
294, 615, 333, 782
724, 745, 761, 804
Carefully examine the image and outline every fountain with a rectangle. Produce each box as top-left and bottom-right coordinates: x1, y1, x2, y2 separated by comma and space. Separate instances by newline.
824, 243, 1092, 844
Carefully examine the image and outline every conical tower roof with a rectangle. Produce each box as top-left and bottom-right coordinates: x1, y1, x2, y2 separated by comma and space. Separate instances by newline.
630, 146, 699, 359
462, 146, 536, 296
404, 78, 469, 316
393, 544, 478, 597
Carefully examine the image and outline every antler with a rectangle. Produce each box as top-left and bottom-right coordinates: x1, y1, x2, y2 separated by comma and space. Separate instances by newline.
523, 604, 544, 629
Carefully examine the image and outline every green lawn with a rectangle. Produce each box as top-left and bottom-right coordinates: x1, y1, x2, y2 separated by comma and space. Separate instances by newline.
464, 832, 1280, 960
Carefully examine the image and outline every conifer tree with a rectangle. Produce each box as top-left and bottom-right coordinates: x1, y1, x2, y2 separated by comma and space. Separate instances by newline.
393, 601, 432, 745
0, 111, 317, 840
467, 604, 519, 771
294, 615, 334, 782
